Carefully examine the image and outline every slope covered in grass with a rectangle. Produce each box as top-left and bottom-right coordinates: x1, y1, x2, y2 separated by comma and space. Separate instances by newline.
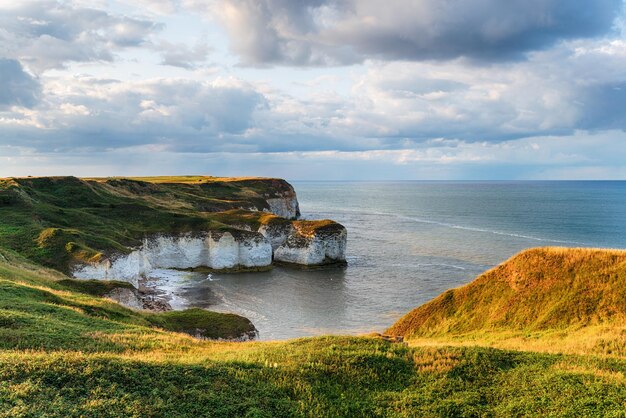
2, 248, 626, 416
0, 249, 255, 349
1, 247, 626, 415
388, 247, 626, 354
0, 176, 299, 273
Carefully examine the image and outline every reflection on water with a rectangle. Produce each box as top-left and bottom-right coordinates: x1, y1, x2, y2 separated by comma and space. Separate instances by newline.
144, 181, 626, 341
145, 267, 350, 340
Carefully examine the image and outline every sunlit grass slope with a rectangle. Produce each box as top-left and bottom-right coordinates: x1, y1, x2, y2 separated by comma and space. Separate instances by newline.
3, 246, 626, 415
388, 247, 626, 356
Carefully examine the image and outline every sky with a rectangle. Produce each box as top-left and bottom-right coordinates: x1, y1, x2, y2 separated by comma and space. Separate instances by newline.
1, 0, 625, 180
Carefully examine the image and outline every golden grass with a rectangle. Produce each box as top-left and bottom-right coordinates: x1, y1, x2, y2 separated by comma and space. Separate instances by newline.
406, 325, 626, 358
390, 247, 626, 355
83, 176, 277, 184
292, 219, 341, 236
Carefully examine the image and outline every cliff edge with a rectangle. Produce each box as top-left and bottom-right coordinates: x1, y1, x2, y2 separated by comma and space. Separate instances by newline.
0, 176, 346, 285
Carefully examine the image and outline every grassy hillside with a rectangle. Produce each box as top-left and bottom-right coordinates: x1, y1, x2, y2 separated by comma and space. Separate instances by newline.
0, 176, 301, 273
3, 247, 626, 416
388, 247, 626, 355
0, 248, 255, 348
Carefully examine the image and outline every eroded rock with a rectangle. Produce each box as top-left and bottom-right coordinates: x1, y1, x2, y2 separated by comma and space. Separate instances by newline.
274, 220, 347, 266
73, 231, 272, 286
105, 287, 143, 310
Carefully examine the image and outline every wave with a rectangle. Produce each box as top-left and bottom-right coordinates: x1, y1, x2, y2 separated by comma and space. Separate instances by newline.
306, 208, 591, 246
417, 263, 467, 271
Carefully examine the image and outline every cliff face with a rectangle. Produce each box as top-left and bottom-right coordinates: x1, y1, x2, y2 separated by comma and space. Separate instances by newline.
73, 220, 347, 285
270, 221, 347, 266
73, 231, 273, 287
0, 176, 344, 284
265, 195, 300, 219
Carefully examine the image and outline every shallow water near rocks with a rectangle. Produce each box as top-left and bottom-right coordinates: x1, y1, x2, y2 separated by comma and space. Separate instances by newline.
144, 181, 626, 340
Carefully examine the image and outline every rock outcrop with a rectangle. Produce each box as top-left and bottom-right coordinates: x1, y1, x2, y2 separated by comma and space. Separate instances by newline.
272, 221, 347, 266
258, 222, 294, 251
61, 176, 346, 285
104, 287, 144, 310
256, 219, 347, 266
264, 194, 300, 220
104, 286, 172, 312
73, 231, 272, 287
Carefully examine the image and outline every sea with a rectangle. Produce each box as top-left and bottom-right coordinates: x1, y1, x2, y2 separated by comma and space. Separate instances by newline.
145, 181, 626, 340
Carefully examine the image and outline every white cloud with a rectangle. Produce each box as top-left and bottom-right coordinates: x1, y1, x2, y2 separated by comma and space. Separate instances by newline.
0, 0, 624, 179
0, 0, 163, 72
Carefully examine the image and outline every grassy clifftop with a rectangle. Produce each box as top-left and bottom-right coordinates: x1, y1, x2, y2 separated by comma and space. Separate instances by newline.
0, 176, 299, 273
3, 246, 626, 416
388, 247, 626, 355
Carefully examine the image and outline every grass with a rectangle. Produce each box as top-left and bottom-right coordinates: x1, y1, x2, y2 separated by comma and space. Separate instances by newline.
56, 278, 136, 297
2, 246, 626, 415
292, 219, 344, 237
388, 247, 626, 356
3, 335, 626, 416
145, 309, 257, 340
0, 251, 255, 350
0, 176, 301, 273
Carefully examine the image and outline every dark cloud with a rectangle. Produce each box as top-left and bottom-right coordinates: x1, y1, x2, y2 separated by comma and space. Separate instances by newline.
215, 0, 623, 66
579, 82, 626, 130
0, 58, 40, 108
0, 1, 163, 71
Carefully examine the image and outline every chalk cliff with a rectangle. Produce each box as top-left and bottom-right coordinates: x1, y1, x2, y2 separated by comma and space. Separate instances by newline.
73, 231, 272, 287
263, 193, 300, 219
273, 221, 347, 266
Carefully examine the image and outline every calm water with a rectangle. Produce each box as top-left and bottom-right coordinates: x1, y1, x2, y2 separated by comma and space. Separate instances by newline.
147, 181, 626, 340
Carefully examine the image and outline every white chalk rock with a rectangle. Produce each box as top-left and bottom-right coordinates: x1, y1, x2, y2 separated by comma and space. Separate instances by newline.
258, 222, 294, 251
264, 196, 300, 219
274, 222, 347, 266
72, 231, 272, 285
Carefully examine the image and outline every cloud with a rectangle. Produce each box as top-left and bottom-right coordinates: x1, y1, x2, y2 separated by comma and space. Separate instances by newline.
2, 35, 626, 157
157, 40, 211, 69
579, 82, 626, 130
0, 58, 40, 108
3, 130, 626, 180
0, 0, 624, 181
212, 0, 623, 66
327, 37, 626, 144
0, 76, 267, 152
0, 0, 163, 72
